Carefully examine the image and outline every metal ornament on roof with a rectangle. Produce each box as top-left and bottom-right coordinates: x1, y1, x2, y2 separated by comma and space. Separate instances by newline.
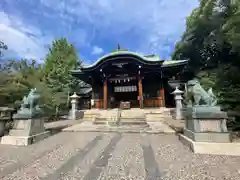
117, 44, 121, 50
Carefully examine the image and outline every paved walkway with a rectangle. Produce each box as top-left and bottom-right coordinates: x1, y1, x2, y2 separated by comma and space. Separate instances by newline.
45, 120, 79, 130
0, 132, 240, 180
63, 121, 175, 133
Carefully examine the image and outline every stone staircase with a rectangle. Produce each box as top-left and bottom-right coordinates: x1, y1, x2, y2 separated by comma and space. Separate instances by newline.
64, 108, 176, 133
94, 109, 120, 125
88, 108, 148, 127
119, 109, 148, 127
82, 109, 101, 121
82, 108, 173, 126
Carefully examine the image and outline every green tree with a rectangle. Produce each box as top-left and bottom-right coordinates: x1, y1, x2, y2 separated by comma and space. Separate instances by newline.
172, 0, 240, 129
0, 41, 8, 70
42, 38, 83, 115
0, 41, 7, 57
0, 59, 42, 108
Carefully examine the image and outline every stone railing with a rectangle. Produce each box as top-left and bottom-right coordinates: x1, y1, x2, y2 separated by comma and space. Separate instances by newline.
0, 107, 15, 136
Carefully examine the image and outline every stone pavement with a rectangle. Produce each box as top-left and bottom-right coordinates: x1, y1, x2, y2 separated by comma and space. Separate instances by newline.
62, 121, 175, 134
0, 132, 240, 180
45, 120, 79, 130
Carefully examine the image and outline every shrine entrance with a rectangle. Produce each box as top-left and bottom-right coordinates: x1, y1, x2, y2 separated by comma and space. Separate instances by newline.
71, 48, 188, 109
109, 77, 139, 108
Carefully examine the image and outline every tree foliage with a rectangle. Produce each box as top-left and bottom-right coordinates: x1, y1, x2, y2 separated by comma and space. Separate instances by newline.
42, 38, 83, 113
172, 0, 240, 129
0, 40, 7, 57
0, 38, 84, 120
0, 59, 42, 108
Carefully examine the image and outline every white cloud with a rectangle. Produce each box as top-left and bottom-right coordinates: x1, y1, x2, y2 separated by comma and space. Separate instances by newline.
0, 0, 199, 60
0, 11, 52, 61
39, 0, 199, 55
92, 46, 104, 55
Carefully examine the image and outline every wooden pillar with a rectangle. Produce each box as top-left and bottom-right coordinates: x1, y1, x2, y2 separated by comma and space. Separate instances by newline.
138, 76, 143, 108
160, 87, 165, 107
91, 77, 95, 109
103, 80, 108, 109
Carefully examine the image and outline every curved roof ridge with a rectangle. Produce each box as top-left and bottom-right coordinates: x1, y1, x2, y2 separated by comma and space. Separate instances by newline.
162, 59, 188, 67
82, 50, 162, 68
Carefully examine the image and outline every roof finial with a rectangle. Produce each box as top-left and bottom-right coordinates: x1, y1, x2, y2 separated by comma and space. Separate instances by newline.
117, 44, 121, 51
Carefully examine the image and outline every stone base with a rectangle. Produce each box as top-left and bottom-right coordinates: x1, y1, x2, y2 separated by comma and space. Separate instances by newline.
179, 134, 240, 156
184, 129, 231, 143
1, 131, 50, 146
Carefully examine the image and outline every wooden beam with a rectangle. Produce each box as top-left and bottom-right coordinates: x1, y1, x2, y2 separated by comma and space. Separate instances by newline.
103, 80, 108, 109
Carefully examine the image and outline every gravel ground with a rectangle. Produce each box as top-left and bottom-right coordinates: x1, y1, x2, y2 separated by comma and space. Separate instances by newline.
0, 132, 240, 180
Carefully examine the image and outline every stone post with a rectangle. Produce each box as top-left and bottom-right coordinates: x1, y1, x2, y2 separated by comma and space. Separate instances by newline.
171, 87, 184, 120
70, 92, 80, 120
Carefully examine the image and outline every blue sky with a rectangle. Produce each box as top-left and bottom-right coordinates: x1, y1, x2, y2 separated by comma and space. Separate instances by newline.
0, 0, 199, 64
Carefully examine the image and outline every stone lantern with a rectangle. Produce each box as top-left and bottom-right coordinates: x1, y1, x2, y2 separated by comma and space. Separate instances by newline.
70, 92, 80, 120
171, 87, 184, 120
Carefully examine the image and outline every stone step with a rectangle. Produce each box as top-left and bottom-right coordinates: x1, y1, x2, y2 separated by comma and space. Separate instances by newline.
9, 129, 29, 136
99, 125, 151, 131
146, 113, 172, 121
93, 120, 108, 125
118, 121, 148, 126
83, 108, 173, 122
120, 110, 145, 116
83, 112, 100, 121
120, 117, 146, 121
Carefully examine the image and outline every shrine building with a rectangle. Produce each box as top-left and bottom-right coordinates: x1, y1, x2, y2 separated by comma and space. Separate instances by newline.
71, 47, 188, 109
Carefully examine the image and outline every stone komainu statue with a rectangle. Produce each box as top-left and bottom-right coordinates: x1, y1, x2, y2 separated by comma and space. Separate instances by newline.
185, 79, 217, 106
13, 88, 42, 119
26, 88, 40, 109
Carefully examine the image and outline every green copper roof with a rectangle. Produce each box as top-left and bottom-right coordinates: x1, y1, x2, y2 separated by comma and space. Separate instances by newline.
75, 50, 188, 71
79, 87, 92, 94
143, 54, 161, 61
82, 50, 162, 68
162, 60, 188, 67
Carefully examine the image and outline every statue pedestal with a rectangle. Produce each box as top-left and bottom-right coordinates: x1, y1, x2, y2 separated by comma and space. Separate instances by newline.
1, 118, 50, 146
183, 106, 230, 143
178, 106, 240, 156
